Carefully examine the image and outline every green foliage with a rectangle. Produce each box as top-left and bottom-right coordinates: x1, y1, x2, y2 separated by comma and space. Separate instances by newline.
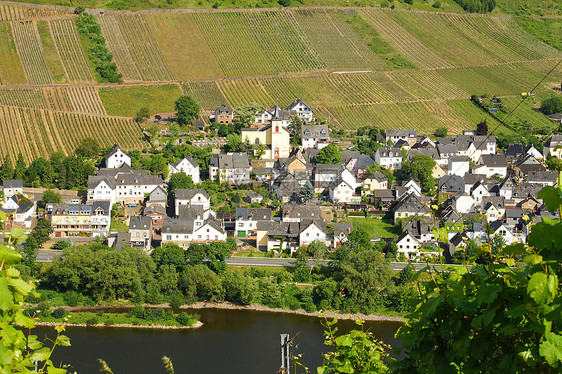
75, 137, 100, 159
136, 107, 150, 123
454, 0, 496, 12
287, 115, 302, 146
0, 228, 71, 374
168, 173, 194, 191
175, 95, 200, 126
396, 179, 562, 372
315, 143, 342, 164
433, 127, 447, 138
51, 307, 67, 319
541, 96, 562, 115
76, 13, 122, 83
233, 102, 261, 133
298, 180, 315, 202
29, 218, 53, 247
314, 318, 391, 374
39, 189, 61, 209
397, 154, 436, 194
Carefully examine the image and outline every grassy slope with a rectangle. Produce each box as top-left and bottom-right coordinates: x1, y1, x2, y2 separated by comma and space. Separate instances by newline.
36, 21, 67, 84
99, 84, 182, 117
349, 217, 400, 239
0, 22, 26, 84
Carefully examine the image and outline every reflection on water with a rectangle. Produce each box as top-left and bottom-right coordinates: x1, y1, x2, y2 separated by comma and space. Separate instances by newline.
38, 308, 402, 374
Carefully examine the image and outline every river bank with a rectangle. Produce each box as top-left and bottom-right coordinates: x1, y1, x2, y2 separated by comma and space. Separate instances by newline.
59, 301, 405, 323
35, 321, 204, 330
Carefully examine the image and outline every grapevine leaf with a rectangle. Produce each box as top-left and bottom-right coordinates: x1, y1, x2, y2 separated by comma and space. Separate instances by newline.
0, 246, 22, 266
0, 278, 13, 311
538, 186, 562, 214
29, 347, 51, 361
527, 273, 557, 305
539, 333, 562, 366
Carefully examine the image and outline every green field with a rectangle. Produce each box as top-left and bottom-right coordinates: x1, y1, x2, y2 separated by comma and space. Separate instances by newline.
99, 84, 182, 117
349, 217, 400, 239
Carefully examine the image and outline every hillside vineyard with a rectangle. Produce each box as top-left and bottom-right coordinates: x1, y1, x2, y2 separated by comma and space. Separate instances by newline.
0, 5, 560, 161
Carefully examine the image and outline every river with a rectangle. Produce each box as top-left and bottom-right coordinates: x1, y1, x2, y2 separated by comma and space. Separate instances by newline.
37, 308, 402, 374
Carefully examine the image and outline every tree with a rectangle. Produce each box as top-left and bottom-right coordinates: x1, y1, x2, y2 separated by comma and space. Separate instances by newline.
75, 137, 100, 159
287, 115, 303, 146
0, 155, 14, 181
476, 120, 488, 136
29, 218, 53, 247
14, 153, 26, 180
168, 122, 180, 137
540, 96, 562, 115
434, 127, 447, 138
135, 107, 150, 123
40, 190, 62, 209
298, 180, 315, 202
233, 102, 261, 133
168, 173, 193, 191
254, 143, 266, 159
398, 154, 436, 194
315, 143, 342, 164
346, 228, 372, 252
175, 95, 200, 126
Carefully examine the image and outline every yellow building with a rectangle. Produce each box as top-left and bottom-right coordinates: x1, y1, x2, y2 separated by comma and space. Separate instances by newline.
241, 124, 290, 160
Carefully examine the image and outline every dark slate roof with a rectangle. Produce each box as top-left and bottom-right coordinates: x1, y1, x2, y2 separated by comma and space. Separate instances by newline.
373, 189, 394, 199
301, 125, 329, 139
174, 189, 210, 201
315, 164, 343, 174
513, 183, 543, 199
365, 171, 387, 182
215, 105, 232, 114
129, 215, 151, 230
2, 179, 23, 189
437, 144, 458, 156
355, 154, 375, 170
403, 219, 433, 237
333, 222, 352, 238
178, 205, 205, 219
340, 151, 361, 163
439, 175, 465, 193
376, 147, 401, 158
236, 208, 271, 221
479, 154, 507, 168
104, 144, 124, 160
144, 205, 167, 216
285, 99, 310, 111
171, 156, 199, 169
257, 220, 301, 238
482, 196, 505, 210
393, 193, 429, 214
283, 204, 322, 221
0, 194, 33, 214
209, 152, 250, 169
385, 129, 416, 138
527, 171, 558, 184
161, 217, 194, 234
505, 209, 524, 219
506, 143, 525, 157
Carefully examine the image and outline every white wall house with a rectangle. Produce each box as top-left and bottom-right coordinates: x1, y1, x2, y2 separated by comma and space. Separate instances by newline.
168, 157, 200, 183
396, 231, 420, 259
104, 145, 131, 169
375, 147, 402, 169
174, 189, 211, 217
299, 221, 327, 247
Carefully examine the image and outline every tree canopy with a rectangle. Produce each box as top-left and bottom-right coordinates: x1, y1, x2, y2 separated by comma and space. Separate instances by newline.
315, 143, 342, 164
398, 154, 436, 194
175, 95, 200, 126
540, 96, 562, 115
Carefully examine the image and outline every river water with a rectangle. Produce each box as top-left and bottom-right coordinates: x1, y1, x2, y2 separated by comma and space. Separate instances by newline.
37, 308, 402, 374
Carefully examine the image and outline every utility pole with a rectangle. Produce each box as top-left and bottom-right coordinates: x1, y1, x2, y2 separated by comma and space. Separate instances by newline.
280, 333, 291, 374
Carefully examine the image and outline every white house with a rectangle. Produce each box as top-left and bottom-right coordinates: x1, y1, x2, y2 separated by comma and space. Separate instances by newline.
470, 181, 490, 204
453, 195, 475, 214
375, 147, 402, 169
299, 221, 327, 247
174, 189, 211, 218
474, 154, 507, 178
104, 144, 131, 169
168, 157, 200, 183
543, 135, 562, 159
0, 194, 35, 229
329, 178, 358, 203
161, 218, 226, 248
209, 152, 251, 185
286, 99, 314, 123
448, 156, 470, 177
385, 129, 416, 144
396, 231, 420, 259
2, 180, 23, 198
301, 125, 329, 149
235, 208, 271, 238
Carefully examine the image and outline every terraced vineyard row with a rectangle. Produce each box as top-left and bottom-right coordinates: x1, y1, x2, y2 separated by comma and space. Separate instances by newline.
49, 18, 93, 83
0, 105, 147, 162
43, 87, 72, 112
184, 81, 229, 112
241, 11, 325, 73
11, 20, 52, 85
112, 14, 173, 81
67, 86, 106, 115
0, 5, 69, 22
0, 87, 47, 109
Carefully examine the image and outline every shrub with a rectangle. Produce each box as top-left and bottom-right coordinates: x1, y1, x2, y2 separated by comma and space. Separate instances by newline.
63, 291, 81, 307
86, 317, 98, 326
175, 312, 193, 326
51, 308, 67, 319
432, 1, 441, 7
169, 293, 186, 308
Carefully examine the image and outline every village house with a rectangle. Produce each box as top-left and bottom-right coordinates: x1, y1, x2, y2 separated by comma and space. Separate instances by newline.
104, 144, 131, 169
168, 156, 200, 183
143, 205, 167, 233
393, 192, 430, 223
213, 105, 233, 124
271, 172, 303, 203
160, 218, 226, 247
285, 99, 314, 123
128, 215, 152, 251
256, 219, 327, 254
235, 208, 271, 238
87, 165, 165, 207
543, 135, 562, 159
473, 154, 508, 178
46, 201, 111, 238
527, 171, 557, 187
385, 129, 416, 144
283, 204, 322, 223
314, 164, 343, 192
448, 156, 470, 177
174, 189, 211, 218
2, 180, 23, 197
301, 125, 330, 150
363, 172, 388, 192
146, 186, 167, 208
396, 231, 420, 259
299, 220, 327, 247
374, 147, 402, 169
332, 222, 352, 248
209, 152, 251, 185
0, 193, 34, 229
